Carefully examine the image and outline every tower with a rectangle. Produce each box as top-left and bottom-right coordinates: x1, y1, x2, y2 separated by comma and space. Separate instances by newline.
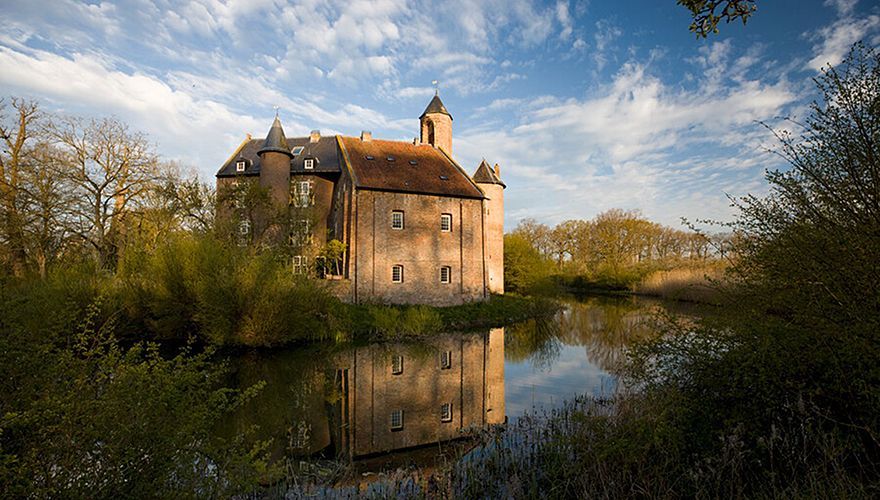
420, 92, 453, 155
473, 160, 506, 294
257, 115, 293, 209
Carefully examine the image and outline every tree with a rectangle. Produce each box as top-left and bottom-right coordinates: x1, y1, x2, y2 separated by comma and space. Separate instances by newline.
0, 98, 41, 277
630, 42, 880, 491
731, 42, 880, 324
49, 116, 158, 269
19, 143, 75, 278
678, 0, 757, 37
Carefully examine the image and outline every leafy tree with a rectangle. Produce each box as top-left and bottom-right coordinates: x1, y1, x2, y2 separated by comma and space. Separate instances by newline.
504, 233, 554, 293
629, 42, 880, 492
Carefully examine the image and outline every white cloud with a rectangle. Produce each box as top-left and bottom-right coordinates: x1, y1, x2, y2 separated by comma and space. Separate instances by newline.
807, 1, 880, 71
457, 47, 796, 227
823, 0, 858, 16
556, 1, 574, 40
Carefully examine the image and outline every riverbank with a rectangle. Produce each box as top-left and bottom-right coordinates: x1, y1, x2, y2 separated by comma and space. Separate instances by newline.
0, 263, 560, 350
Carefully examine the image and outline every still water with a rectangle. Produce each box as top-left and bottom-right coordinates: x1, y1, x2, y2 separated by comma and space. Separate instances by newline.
220, 295, 705, 471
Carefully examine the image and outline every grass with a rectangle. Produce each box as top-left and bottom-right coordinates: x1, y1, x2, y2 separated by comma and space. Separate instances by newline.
347, 294, 562, 341
274, 393, 880, 499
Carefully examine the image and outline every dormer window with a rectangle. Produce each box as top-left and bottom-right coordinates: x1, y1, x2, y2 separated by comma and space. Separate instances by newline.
304, 158, 314, 169
235, 160, 246, 172
291, 146, 304, 156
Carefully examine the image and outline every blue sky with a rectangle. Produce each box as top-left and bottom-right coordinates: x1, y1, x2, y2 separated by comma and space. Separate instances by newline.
1, 0, 878, 228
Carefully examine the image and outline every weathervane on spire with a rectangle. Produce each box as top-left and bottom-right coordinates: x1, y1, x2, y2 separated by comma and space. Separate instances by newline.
432, 80, 439, 96
273, 105, 279, 118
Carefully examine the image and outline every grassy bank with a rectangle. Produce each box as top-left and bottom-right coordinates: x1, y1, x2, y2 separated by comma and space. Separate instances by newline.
0, 235, 559, 349
348, 294, 561, 341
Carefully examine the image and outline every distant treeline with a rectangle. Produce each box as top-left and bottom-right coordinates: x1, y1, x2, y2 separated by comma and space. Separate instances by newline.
505, 209, 730, 294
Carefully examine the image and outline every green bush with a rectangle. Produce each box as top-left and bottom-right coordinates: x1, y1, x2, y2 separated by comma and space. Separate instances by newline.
0, 298, 272, 497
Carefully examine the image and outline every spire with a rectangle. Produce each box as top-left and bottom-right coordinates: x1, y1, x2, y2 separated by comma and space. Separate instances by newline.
258, 115, 293, 157
419, 94, 453, 121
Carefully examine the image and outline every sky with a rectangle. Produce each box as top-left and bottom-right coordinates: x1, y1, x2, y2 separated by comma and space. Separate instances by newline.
1, 0, 878, 229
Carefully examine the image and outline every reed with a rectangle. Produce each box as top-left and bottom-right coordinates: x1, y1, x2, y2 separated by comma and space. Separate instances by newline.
633, 264, 726, 304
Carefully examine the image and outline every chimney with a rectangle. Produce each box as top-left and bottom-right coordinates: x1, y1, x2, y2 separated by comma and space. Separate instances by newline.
310, 130, 321, 143
494, 163, 501, 178
360, 130, 372, 142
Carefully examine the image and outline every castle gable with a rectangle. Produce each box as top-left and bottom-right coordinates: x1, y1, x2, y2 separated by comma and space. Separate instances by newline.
339, 137, 484, 199
216, 136, 341, 177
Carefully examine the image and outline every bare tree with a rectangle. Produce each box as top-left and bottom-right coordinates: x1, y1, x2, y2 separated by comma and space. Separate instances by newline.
49, 116, 158, 269
0, 98, 41, 276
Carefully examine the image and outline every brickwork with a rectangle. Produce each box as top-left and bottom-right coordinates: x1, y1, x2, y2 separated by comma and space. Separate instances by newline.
420, 114, 453, 155
481, 184, 505, 294
353, 190, 487, 306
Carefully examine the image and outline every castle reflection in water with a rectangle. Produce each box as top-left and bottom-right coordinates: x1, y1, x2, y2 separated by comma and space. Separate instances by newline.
225, 328, 505, 461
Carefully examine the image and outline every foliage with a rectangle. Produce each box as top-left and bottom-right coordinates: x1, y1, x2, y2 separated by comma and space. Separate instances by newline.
0, 295, 273, 497
678, 0, 757, 37
623, 41, 880, 494
118, 233, 344, 347
508, 210, 725, 294
318, 238, 347, 276
503, 233, 554, 294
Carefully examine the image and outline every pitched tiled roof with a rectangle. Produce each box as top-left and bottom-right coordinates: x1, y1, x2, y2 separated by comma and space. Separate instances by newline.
290, 136, 340, 174
339, 137, 484, 199
216, 136, 340, 177
419, 95, 453, 120
472, 159, 506, 188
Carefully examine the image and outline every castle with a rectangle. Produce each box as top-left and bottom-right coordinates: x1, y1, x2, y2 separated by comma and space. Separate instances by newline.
215, 94, 505, 306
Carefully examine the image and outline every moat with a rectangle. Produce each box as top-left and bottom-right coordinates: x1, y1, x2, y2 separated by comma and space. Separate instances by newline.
218, 295, 710, 477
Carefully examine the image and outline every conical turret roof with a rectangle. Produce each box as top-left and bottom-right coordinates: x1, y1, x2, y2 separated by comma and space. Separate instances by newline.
419, 94, 453, 120
258, 116, 293, 157
473, 159, 506, 188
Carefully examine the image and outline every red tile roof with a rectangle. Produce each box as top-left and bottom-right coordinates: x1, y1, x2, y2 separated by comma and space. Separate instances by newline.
339, 137, 484, 199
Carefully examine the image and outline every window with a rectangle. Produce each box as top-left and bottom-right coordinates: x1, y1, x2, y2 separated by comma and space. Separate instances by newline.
292, 255, 308, 275
291, 146, 304, 156
391, 354, 403, 375
440, 403, 453, 423
391, 210, 404, 230
440, 213, 452, 232
292, 181, 312, 207
390, 409, 404, 430
304, 158, 314, 169
392, 265, 404, 284
440, 350, 452, 370
439, 266, 451, 284
289, 219, 311, 246
235, 160, 246, 172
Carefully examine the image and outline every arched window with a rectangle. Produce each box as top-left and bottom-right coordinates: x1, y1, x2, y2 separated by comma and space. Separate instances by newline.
427, 120, 435, 145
